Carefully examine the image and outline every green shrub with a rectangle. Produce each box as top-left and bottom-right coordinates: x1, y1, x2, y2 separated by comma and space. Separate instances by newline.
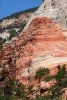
35, 68, 49, 82
8, 30, 18, 40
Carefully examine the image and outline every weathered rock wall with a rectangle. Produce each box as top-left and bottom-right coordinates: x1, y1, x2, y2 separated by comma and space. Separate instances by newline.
24, 0, 67, 30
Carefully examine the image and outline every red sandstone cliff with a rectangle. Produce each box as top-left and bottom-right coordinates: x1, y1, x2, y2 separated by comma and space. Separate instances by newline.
0, 17, 67, 85
0, 1, 67, 99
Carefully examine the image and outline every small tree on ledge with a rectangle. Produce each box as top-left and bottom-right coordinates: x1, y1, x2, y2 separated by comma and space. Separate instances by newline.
35, 67, 49, 83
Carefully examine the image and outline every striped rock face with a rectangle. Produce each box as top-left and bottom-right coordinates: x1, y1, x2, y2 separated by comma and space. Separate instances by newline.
1, 17, 67, 84
15, 17, 67, 79
0, 0, 67, 85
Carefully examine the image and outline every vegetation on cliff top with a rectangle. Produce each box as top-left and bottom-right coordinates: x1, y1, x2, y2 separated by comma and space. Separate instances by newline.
0, 7, 38, 21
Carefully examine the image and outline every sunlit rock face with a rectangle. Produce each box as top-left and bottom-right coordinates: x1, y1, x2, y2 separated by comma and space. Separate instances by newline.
25, 0, 67, 29
0, 0, 67, 85
15, 17, 67, 79
1, 17, 67, 83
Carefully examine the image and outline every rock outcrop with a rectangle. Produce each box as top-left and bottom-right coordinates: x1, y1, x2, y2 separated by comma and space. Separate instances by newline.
0, 17, 67, 84
16, 17, 67, 79
0, 0, 67, 85
25, 0, 67, 29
